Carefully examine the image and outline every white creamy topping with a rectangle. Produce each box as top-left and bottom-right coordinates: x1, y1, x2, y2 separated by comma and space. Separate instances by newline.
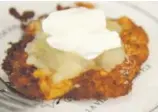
25, 8, 126, 83
42, 7, 122, 60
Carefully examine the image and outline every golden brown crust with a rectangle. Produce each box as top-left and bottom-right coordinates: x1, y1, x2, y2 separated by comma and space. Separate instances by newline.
2, 35, 44, 99
75, 2, 95, 9
64, 58, 140, 99
2, 5, 149, 100
64, 69, 132, 100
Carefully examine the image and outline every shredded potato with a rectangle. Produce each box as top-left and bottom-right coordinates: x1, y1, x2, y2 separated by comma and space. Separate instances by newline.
2, 3, 149, 100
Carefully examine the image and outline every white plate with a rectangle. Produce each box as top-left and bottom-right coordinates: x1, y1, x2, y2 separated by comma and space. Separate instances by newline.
0, 2, 158, 112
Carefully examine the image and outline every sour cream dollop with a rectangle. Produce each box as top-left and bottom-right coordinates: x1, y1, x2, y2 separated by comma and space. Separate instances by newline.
42, 7, 122, 60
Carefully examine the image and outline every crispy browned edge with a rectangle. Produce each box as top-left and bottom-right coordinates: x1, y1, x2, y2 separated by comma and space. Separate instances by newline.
2, 4, 149, 100
2, 35, 44, 99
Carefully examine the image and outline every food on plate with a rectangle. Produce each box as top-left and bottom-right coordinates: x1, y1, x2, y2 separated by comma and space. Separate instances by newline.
2, 2, 149, 100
